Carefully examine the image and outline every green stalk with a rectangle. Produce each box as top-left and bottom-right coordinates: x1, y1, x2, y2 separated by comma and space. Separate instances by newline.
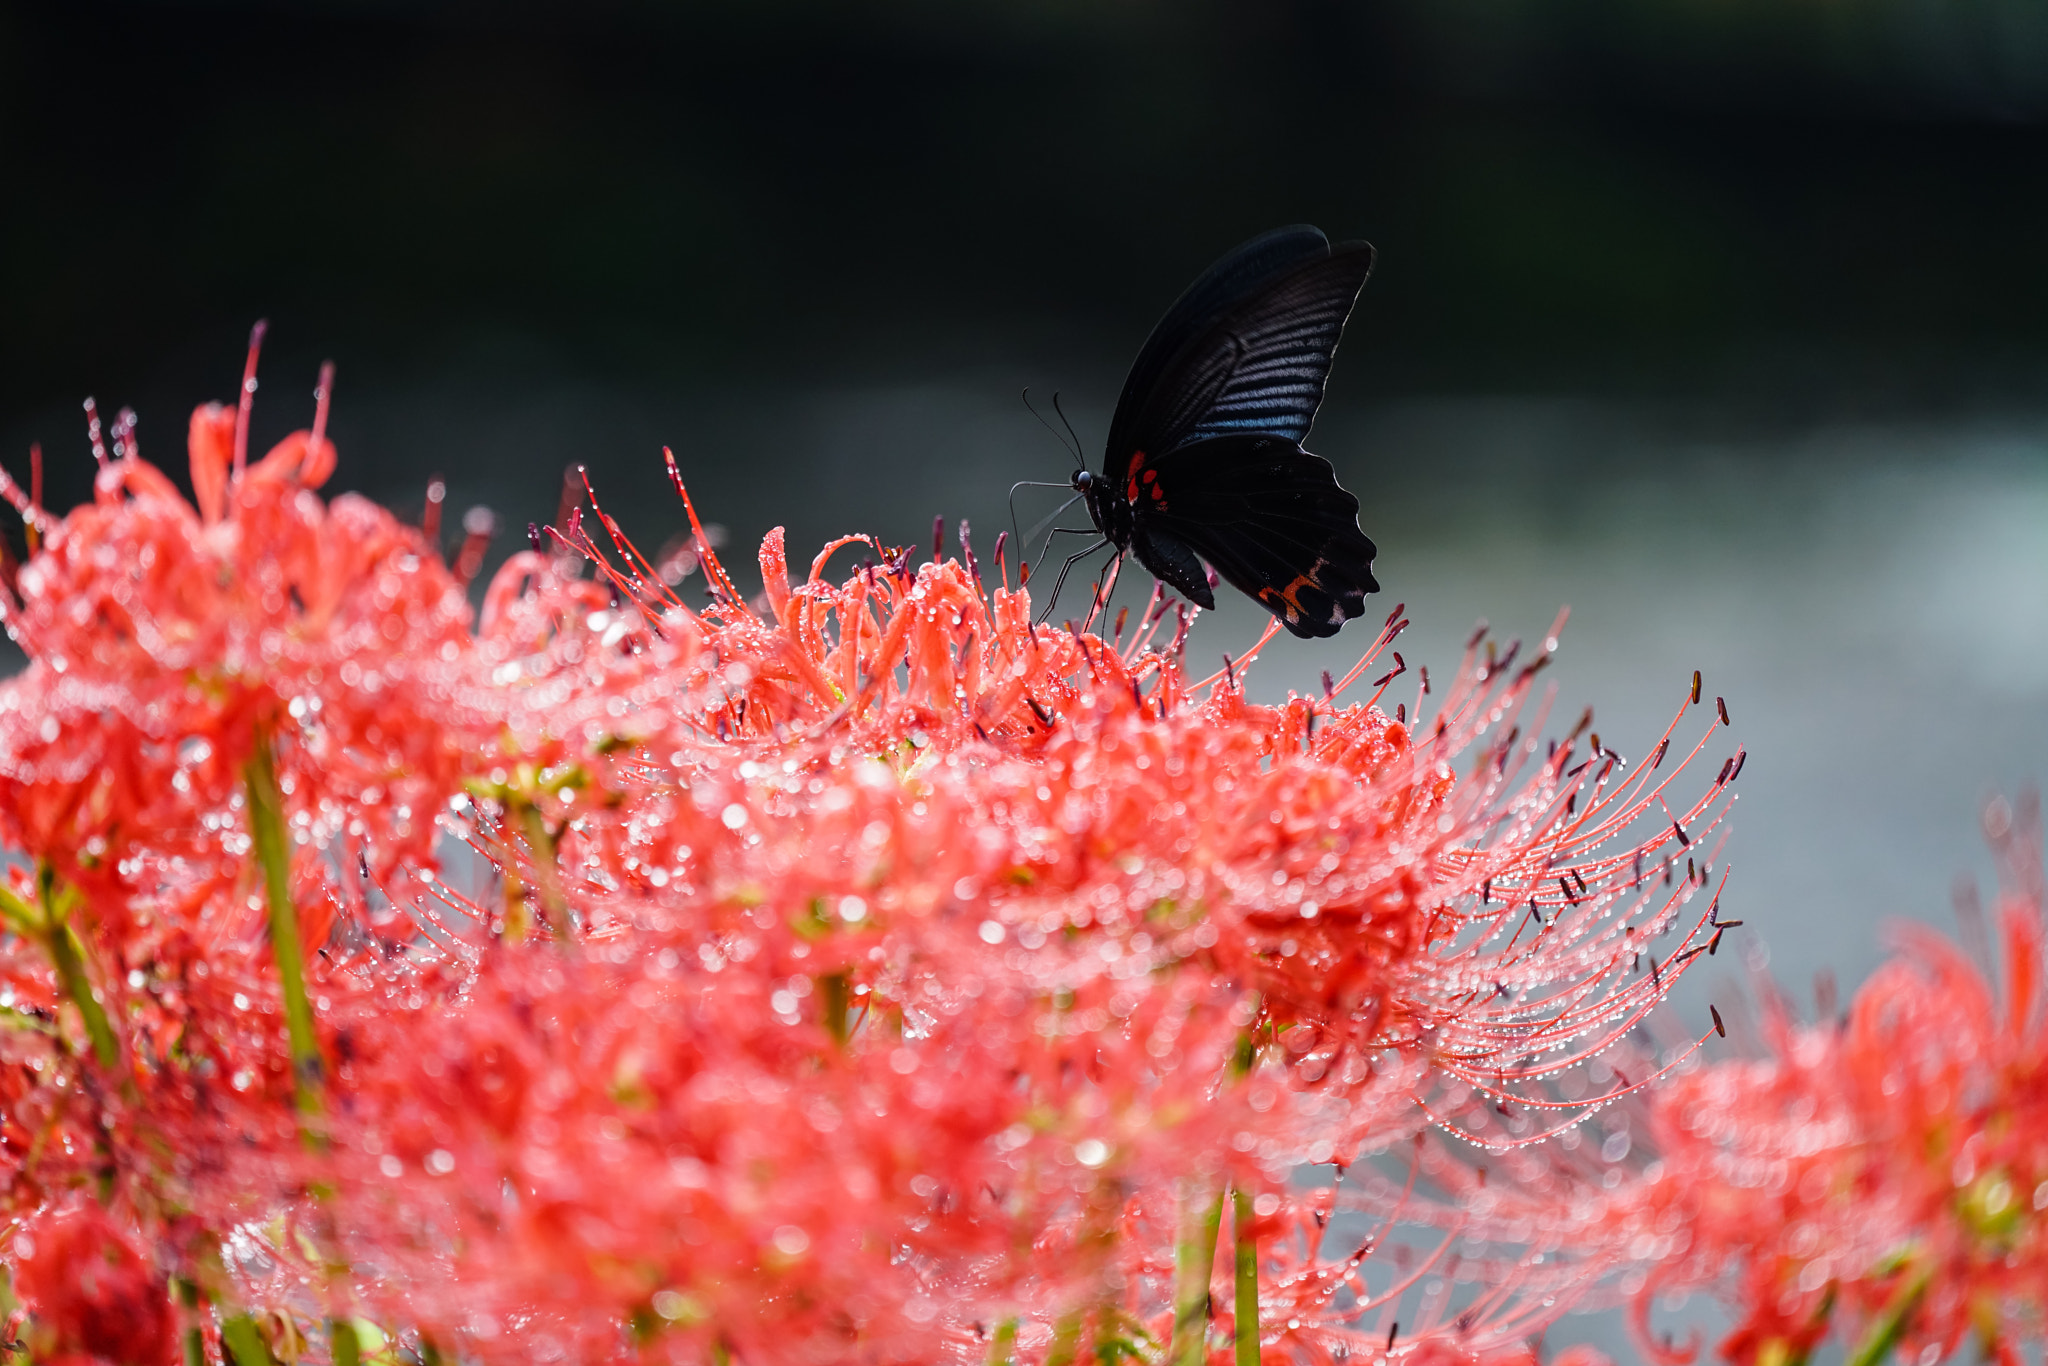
330, 1318, 362, 1366
819, 971, 852, 1046
244, 736, 322, 1108
986, 1317, 1020, 1366
1845, 1264, 1931, 1366
46, 909, 119, 1069
222, 1314, 278, 1366
518, 802, 567, 936
1168, 1186, 1225, 1366
1232, 1186, 1259, 1366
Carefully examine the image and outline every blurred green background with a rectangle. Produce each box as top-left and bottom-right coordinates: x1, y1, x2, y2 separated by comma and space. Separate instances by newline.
5, 0, 2048, 1321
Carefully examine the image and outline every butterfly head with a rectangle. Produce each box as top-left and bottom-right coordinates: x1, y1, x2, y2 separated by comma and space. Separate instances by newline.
1069, 468, 1095, 494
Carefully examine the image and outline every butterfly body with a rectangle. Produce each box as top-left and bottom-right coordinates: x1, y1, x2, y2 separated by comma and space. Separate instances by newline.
1072, 225, 1381, 639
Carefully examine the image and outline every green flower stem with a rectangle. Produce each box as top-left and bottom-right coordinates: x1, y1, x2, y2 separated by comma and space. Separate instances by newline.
1168, 1186, 1225, 1366
174, 1278, 205, 1366
330, 1318, 362, 1366
244, 737, 322, 1108
1232, 1186, 1259, 1366
222, 1314, 278, 1366
1846, 1264, 1932, 1366
819, 971, 852, 1046
985, 1317, 1020, 1365
518, 802, 568, 936
47, 914, 119, 1070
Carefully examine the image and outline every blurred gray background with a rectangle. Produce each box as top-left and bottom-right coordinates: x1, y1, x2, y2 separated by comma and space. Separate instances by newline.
3, 2, 2045, 1351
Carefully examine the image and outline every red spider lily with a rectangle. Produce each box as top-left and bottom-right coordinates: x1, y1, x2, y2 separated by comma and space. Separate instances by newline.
267, 471, 1731, 1361
0, 367, 1744, 1364
9, 1197, 175, 1365
0, 347, 482, 1282
0, 396, 474, 908
1593, 792, 2048, 1366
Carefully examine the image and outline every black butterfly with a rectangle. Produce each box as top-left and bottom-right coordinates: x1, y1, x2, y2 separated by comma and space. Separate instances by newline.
1043, 225, 1379, 639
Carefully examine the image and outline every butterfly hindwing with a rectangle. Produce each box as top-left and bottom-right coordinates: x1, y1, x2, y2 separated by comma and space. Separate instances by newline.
1128, 523, 1216, 611
1133, 435, 1378, 639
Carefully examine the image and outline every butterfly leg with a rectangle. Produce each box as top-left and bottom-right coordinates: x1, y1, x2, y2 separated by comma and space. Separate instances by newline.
1081, 548, 1123, 633
1033, 522, 1101, 572
1033, 538, 1110, 625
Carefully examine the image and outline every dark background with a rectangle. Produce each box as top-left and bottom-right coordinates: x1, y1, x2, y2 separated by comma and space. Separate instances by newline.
12, 0, 2048, 448
5, 1, 2048, 1346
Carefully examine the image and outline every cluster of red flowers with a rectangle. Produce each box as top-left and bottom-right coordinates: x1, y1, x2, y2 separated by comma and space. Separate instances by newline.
1612, 792, 2048, 1366
0, 346, 2029, 1366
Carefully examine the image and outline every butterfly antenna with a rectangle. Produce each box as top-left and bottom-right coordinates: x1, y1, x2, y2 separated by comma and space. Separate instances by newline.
1021, 387, 1081, 465
1051, 392, 1087, 465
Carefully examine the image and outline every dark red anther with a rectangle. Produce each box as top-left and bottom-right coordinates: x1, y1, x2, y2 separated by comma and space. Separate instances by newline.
1321, 670, 1335, 699
1420, 665, 1431, 695
528, 522, 544, 553
933, 515, 944, 562
1711, 1005, 1726, 1038
960, 519, 982, 587
423, 476, 446, 543
1731, 750, 1747, 781
1691, 670, 1702, 705
1652, 739, 1669, 770
1672, 821, 1690, 848
1716, 696, 1730, 726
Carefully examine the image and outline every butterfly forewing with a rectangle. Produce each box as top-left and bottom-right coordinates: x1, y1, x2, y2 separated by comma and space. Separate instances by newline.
1104, 225, 1332, 466
1105, 231, 1375, 481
